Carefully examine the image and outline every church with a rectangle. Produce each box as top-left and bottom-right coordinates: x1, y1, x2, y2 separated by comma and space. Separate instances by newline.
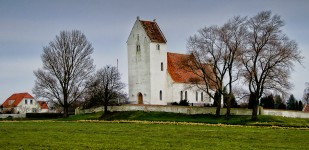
127, 17, 214, 105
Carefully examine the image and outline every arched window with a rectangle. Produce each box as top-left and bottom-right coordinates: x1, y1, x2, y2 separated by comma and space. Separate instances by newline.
136, 45, 140, 52
180, 91, 183, 100
196, 92, 198, 101
185, 91, 187, 100
157, 44, 160, 50
201, 92, 203, 101
160, 90, 162, 100
161, 62, 163, 71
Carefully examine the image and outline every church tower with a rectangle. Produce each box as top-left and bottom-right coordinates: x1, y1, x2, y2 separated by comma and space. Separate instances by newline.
127, 17, 168, 105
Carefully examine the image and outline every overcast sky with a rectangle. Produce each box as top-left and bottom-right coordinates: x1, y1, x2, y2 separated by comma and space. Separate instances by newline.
1, 0, 308, 103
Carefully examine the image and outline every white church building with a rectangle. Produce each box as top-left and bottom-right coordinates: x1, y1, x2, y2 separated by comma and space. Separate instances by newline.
127, 17, 215, 105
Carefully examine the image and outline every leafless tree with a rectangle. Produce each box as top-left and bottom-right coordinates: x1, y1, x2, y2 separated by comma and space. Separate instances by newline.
185, 16, 245, 117
85, 65, 125, 116
33, 30, 95, 117
241, 11, 303, 120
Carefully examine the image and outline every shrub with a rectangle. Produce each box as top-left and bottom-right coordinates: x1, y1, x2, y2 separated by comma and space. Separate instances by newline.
179, 100, 189, 106
171, 102, 179, 105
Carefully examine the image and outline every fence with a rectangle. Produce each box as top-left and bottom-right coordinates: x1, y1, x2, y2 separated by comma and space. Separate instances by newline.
0, 114, 26, 119
75, 105, 254, 116
76, 105, 309, 119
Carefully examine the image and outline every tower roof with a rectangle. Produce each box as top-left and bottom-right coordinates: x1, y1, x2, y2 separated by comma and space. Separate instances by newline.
139, 20, 167, 43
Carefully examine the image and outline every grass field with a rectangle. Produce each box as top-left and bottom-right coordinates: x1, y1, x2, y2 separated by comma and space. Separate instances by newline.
1, 121, 308, 150
1, 111, 309, 149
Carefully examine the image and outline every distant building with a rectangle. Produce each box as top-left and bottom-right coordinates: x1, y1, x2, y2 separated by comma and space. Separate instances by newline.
1, 92, 48, 113
127, 17, 215, 105
37, 101, 49, 113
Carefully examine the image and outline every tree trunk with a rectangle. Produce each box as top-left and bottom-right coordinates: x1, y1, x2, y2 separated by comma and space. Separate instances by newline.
225, 94, 231, 119
250, 92, 259, 120
63, 95, 69, 118
104, 102, 108, 115
63, 106, 69, 118
216, 93, 221, 116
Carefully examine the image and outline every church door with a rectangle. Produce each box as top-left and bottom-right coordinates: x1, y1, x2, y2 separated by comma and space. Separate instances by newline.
138, 93, 143, 104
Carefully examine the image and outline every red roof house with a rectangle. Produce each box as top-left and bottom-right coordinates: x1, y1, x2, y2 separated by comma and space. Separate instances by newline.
1, 92, 43, 113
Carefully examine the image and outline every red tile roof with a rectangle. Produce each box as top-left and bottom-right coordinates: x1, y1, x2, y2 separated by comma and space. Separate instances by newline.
167, 52, 216, 89
303, 104, 309, 112
38, 101, 49, 109
2, 92, 34, 107
140, 20, 167, 43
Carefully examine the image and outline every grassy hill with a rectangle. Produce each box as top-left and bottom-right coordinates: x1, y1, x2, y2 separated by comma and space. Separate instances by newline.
59, 111, 309, 128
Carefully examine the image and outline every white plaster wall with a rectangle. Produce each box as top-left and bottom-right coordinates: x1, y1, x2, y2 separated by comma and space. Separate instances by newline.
149, 42, 168, 105
127, 19, 151, 104
166, 74, 213, 105
16, 98, 40, 113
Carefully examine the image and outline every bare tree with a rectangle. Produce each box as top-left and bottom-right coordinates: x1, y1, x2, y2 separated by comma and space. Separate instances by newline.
241, 11, 303, 120
218, 16, 247, 117
33, 30, 95, 117
85, 65, 125, 116
185, 16, 245, 117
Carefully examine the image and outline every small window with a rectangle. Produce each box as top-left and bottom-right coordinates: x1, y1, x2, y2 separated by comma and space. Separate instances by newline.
185, 91, 187, 100
160, 90, 162, 100
30, 100, 33, 105
180, 91, 183, 100
201, 92, 203, 101
161, 62, 163, 71
196, 92, 198, 101
157, 44, 160, 50
136, 45, 140, 52
25, 99, 27, 105
137, 34, 139, 40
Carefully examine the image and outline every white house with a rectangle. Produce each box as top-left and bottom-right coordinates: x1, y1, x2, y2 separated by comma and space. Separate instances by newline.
1, 92, 49, 113
127, 17, 215, 105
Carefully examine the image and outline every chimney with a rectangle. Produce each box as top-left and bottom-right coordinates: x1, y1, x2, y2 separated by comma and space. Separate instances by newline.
153, 19, 156, 22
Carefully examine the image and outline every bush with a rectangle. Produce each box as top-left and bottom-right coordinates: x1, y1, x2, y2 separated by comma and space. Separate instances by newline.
179, 100, 189, 106
171, 102, 179, 105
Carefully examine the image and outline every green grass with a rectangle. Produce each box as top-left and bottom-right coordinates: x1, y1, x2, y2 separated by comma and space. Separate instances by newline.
59, 111, 309, 128
0, 121, 308, 149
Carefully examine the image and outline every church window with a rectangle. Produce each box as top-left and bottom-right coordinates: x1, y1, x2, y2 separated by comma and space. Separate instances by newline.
160, 90, 162, 100
157, 44, 160, 50
180, 91, 183, 100
201, 92, 203, 101
161, 62, 163, 71
185, 91, 187, 100
196, 92, 198, 101
136, 45, 140, 52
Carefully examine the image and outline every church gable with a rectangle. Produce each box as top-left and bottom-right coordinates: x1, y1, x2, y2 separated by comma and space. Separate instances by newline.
140, 20, 167, 43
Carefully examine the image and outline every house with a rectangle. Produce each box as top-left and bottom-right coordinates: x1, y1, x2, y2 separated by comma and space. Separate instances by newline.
37, 101, 49, 113
1, 92, 47, 114
127, 17, 215, 105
